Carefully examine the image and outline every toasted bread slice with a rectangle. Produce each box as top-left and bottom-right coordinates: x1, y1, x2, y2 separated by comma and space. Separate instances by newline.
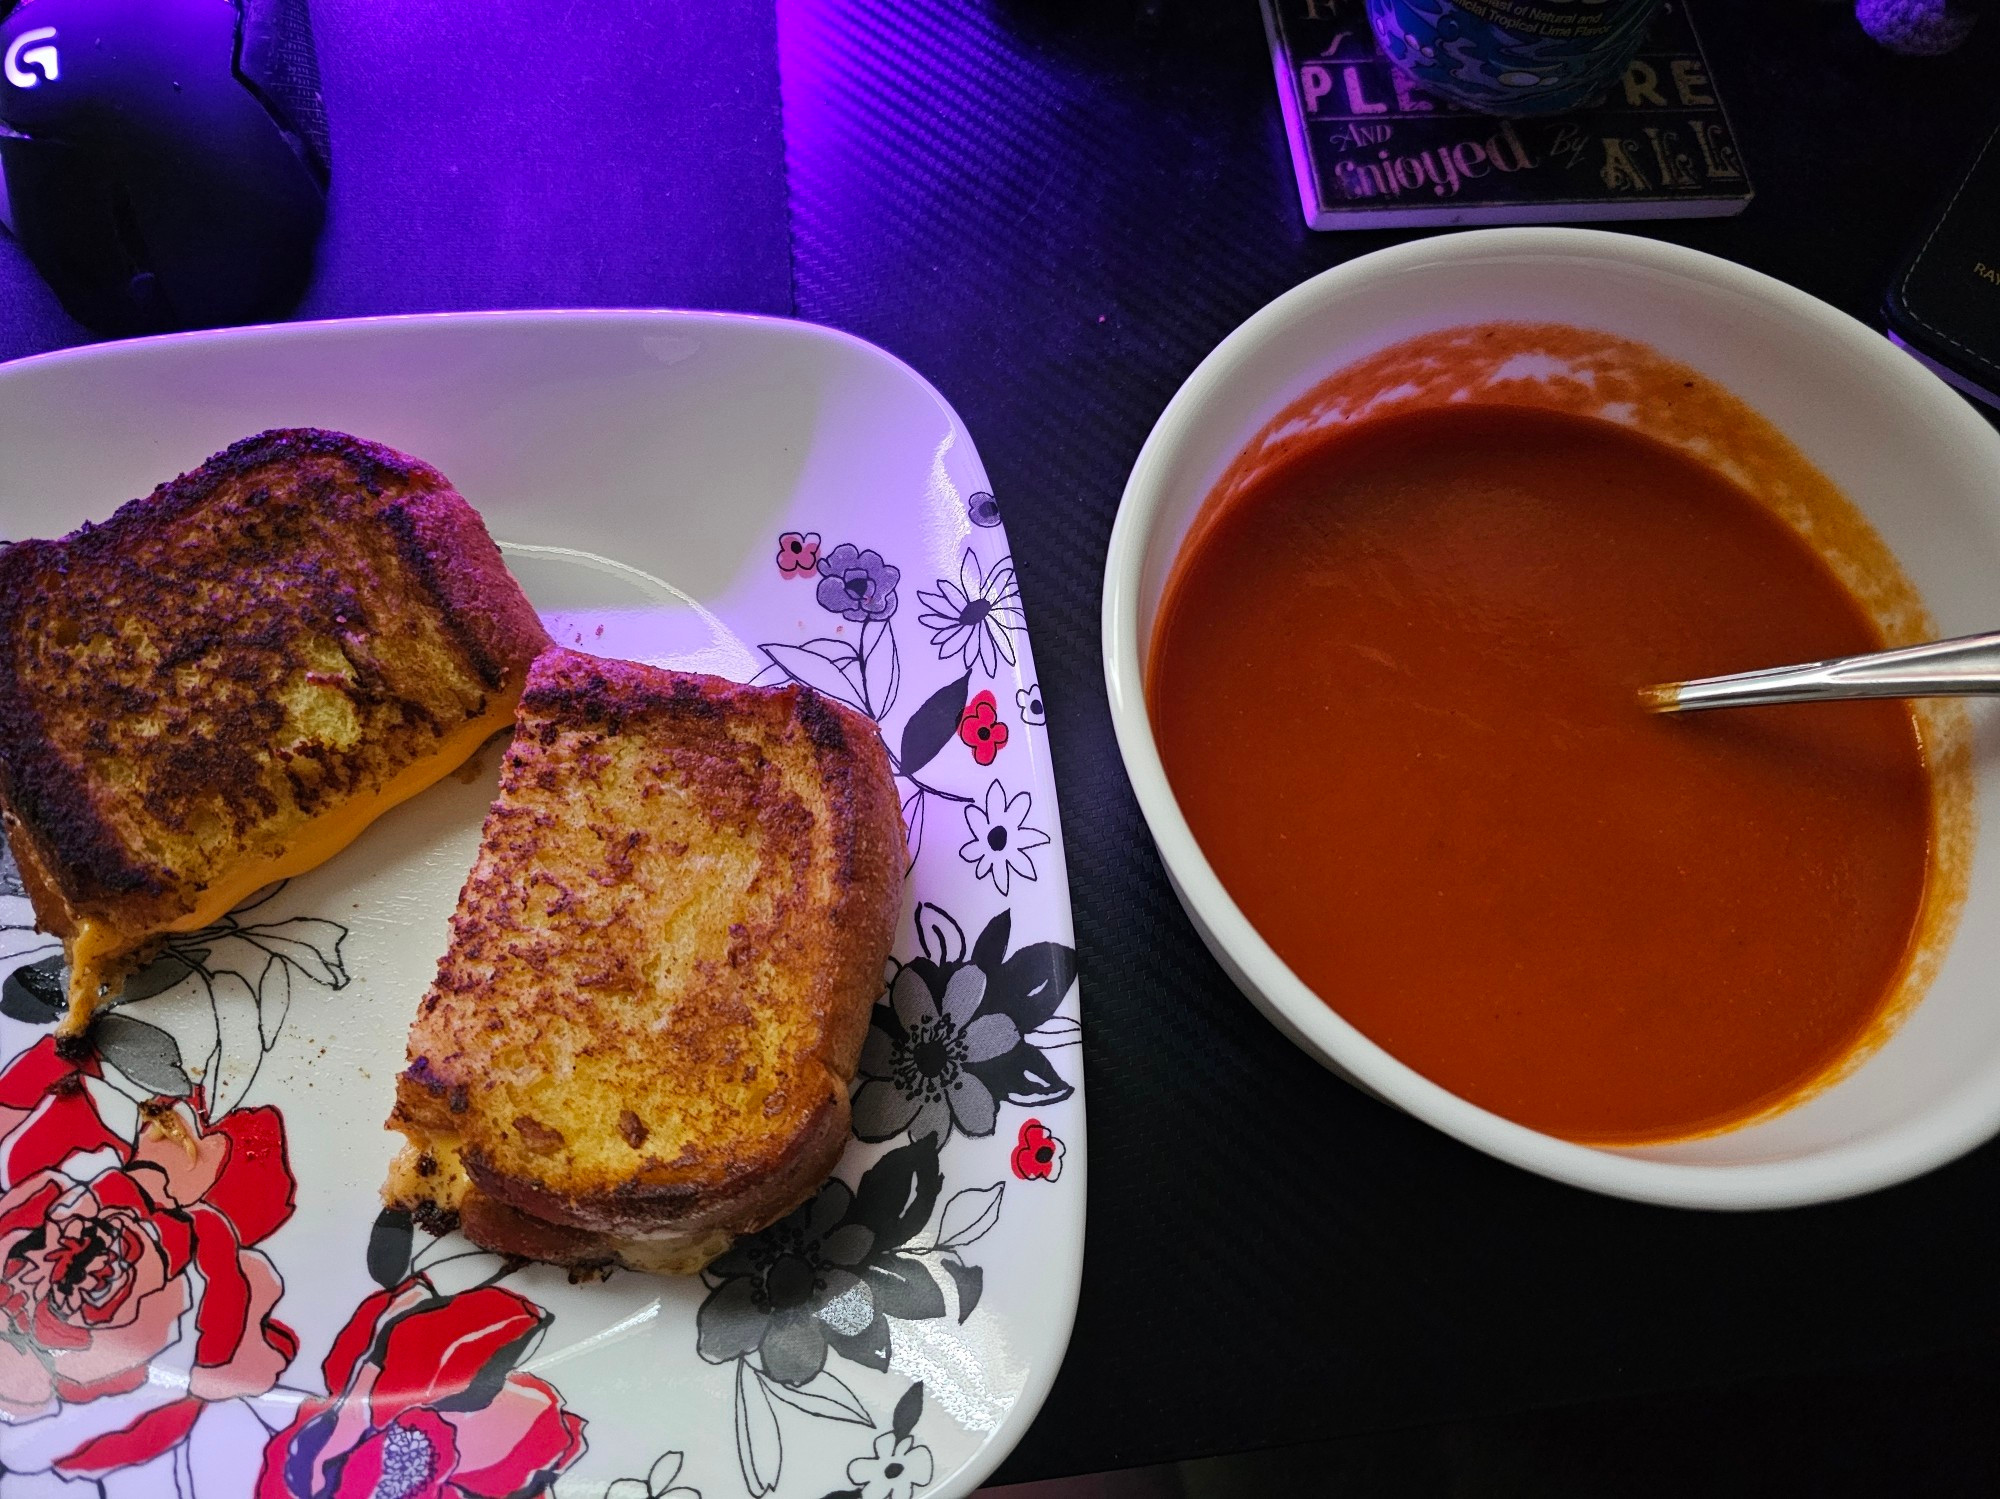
0, 429, 550, 1039
384, 647, 905, 1275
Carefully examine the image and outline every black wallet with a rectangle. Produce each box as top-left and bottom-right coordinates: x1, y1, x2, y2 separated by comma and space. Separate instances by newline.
1885, 118, 2000, 410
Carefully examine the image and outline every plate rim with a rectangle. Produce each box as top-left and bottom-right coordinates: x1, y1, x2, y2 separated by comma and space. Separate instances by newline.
0, 307, 1086, 1499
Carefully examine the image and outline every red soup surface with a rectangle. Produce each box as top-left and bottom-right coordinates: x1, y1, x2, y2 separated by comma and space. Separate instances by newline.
1148, 403, 1933, 1144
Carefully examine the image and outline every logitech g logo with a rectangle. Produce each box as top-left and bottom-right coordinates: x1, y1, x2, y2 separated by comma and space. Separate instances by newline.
4, 28, 60, 89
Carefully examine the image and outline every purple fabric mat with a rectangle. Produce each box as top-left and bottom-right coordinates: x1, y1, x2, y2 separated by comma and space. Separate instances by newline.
0, 0, 791, 362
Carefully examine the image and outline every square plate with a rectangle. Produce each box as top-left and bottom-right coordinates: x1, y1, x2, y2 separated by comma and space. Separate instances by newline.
0, 312, 1083, 1499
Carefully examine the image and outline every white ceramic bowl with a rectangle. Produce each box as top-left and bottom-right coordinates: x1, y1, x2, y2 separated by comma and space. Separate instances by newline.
1103, 227, 2000, 1209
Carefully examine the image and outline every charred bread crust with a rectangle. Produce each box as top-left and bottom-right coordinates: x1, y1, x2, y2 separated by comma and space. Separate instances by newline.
0, 428, 549, 942
0, 804, 89, 944
387, 649, 906, 1265
0, 542, 167, 929
451, 1185, 730, 1277
377, 481, 548, 693
456, 1189, 615, 1270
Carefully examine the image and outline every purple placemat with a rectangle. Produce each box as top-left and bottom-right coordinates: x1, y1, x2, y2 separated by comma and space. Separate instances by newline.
0, 0, 791, 363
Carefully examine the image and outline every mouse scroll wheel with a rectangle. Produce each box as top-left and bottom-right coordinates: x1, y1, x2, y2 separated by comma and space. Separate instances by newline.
234, 0, 329, 181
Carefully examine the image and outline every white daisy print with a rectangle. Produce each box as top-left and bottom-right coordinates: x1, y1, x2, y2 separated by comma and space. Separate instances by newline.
959, 780, 1050, 896
917, 549, 1026, 678
847, 1430, 934, 1499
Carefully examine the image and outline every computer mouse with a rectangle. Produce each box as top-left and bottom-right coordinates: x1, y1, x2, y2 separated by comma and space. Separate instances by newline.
0, 0, 329, 336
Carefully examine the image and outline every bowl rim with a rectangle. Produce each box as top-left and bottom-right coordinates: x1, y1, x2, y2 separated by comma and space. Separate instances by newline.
1101, 225, 2000, 1210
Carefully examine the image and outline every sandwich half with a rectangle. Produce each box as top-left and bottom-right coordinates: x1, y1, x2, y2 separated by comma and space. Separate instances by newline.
0, 428, 550, 1040
384, 647, 906, 1275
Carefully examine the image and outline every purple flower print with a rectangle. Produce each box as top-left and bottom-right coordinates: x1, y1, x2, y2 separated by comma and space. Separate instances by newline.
816, 544, 901, 623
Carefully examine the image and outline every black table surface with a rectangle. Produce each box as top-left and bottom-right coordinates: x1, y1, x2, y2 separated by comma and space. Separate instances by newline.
6, 1, 2000, 1487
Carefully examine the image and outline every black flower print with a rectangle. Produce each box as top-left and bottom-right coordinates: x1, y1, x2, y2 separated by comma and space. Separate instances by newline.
851, 907, 1076, 1147
1015, 683, 1046, 727
697, 1138, 948, 1387
916, 550, 1024, 678
816, 544, 901, 623
852, 966, 1016, 1142
697, 1182, 878, 1387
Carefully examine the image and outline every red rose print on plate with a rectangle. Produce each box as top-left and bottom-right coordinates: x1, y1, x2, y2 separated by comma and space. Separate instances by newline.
1011, 1119, 1065, 1182
0, 1038, 300, 1481
957, 689, 1009, 766
258, 1274, 585, 1499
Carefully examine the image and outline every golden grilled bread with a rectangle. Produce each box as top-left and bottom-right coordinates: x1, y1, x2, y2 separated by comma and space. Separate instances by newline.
0, 429, 550, 1040
384, 647, 905, 1275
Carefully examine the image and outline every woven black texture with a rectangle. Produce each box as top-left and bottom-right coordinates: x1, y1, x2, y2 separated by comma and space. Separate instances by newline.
779, 0, 2000, 1484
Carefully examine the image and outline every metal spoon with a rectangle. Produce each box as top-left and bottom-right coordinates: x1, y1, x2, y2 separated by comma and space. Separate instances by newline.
1642, 630, 2000, 714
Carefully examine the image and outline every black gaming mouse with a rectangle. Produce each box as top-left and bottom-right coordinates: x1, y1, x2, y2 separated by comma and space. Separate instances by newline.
0, 0, 329, 336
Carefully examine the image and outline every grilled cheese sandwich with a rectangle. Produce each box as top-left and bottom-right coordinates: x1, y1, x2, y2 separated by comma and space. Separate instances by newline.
0, 428, 550, 1039
385, 648, 906, 1275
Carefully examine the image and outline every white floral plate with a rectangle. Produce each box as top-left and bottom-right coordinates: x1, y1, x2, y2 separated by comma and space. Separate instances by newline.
0, 312, 1083, 1499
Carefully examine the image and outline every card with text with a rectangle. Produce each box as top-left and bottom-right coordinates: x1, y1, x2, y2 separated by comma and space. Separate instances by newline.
1261, 0, 1753, 229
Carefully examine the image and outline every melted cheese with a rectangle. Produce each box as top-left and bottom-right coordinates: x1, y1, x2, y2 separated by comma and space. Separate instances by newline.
601, 1224, 734, 1276
61, 697, 519, 1034
61, 921, 130, 1037
384, 1134, 471, 1214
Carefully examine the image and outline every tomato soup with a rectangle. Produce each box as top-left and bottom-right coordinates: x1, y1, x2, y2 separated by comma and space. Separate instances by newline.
1149, 400, 1937, 1144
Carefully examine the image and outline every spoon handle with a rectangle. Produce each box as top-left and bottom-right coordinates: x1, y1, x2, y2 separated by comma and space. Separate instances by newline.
1645, 629, 2000, 713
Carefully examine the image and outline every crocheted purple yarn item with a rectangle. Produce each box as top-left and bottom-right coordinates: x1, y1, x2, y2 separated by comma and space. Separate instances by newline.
1856, 0, 1978, 54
